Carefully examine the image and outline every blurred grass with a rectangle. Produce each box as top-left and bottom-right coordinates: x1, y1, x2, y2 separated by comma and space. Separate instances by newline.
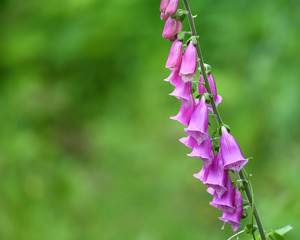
0, 0, 300, 239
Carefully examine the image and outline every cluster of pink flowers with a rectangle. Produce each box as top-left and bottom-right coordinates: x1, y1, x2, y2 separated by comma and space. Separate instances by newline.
160, 0, 248, 232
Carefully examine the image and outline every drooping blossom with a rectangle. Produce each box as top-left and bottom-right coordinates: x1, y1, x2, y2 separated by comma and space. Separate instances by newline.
219, 187, 243, 232
210, 173, 235, 213
160, 12, 169, 21
193, 164, 209, 183
180, 41, 197, 82
162, 17, 178, 41
188, 133, 214, 166
164, 69, 179, 86
179, 135, 197, 149
207, 187, 215, 196
165, 0, 179, 16
203, 152, 227, 198
166, 39, 182, 70
185, 96, 209, 144
199, 74, 222, 106
170, 95, 195, 126
169, 75, 192, 102
160, 0, 170, 12
220, 126, 248, 172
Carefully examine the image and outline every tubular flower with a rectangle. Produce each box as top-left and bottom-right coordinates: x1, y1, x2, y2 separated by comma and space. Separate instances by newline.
170, 95, 195, 126
193, 164, 209, 183
164, 69, 179, 86
179, 135, 197, 149
160, 0, 170, 13
160, 12, 169, 21
162, 17, 178, 41
199, 74, 222, 105
207, 187, 215, 196
169, 76, 192, 103
179, 41, 197, 82
166, 39, 182, 70
187, 133, 214, 166
220, 126, 248, 172
219, 187, 243, 232
203, 152, 227, 198
185, 96, 209, 144
210, 173, 235, 213
165, 0, 179, 16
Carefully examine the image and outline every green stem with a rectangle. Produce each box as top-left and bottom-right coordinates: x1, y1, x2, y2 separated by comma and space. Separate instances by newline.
181, 0, 267, 239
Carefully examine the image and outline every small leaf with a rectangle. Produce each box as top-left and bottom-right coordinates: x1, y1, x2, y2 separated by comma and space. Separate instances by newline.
275, 225, 293, 235
268, 232, 285, 240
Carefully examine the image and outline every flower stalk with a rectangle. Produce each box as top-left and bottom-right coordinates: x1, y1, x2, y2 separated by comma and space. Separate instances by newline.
181, 0, 267, 239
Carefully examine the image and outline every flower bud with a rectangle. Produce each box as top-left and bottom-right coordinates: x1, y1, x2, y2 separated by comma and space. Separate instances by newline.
180, 41, 197, 82
162, 17, 178, 41
166, 39, 182, 70
160, 12, 169, 21
165, 0, 179, 16
160, 0, 170, 12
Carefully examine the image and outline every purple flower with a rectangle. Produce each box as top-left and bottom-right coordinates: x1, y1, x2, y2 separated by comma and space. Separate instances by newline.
166, 39, 182, 70
170, 95, 195, 126
199, 74, 222, 102
169, 76, 192, 102
207, 187, 215, 196
219, 187, 243, 232
160, 12, 169, 21
162, 17, 178, 41
165, 0, 179, 16
220, 127, 248, 172
193, 164, 209, 183
199, 74, 222, 112
203, 152, 227, 198
180, 41, 197, 82
179, 135, 197, 149
188, 133, 214, 166
210, 173, 235, 213
185, 96, 209, 144
160, 0, 170, 12
164, 69, 179, 86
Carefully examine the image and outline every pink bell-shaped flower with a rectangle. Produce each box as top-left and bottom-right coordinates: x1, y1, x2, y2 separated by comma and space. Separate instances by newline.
187, 132, 214, 167
170, 95, 195, 126
219, 186, 243, 232
220, 127, 248, 172
160, 0, 170, 12
160, 12, 169, 21
179, 41, 197, 82
203, 152, 227, 198
164, 69, 179, 86
185, 96, 209, 144
199, 74, 222, 104
165, 0, 179, 16
166, 39, 182, 70
207, 187, 215, 196
179, 135, 197, 149
210, 173, 235, 213
162, 17, 181, 41
193, 164, 210, 183
169, 75, 192, 102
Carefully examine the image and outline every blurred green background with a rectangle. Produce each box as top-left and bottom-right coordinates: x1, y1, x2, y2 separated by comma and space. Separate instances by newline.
0, 0, 300, 239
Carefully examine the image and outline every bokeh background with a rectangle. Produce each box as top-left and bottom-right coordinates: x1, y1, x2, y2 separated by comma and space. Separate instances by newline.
0, 0, 300, 239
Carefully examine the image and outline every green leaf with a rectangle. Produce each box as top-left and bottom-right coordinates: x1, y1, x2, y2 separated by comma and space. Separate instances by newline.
268, 232, 285, 240
275, 225, 293, 235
